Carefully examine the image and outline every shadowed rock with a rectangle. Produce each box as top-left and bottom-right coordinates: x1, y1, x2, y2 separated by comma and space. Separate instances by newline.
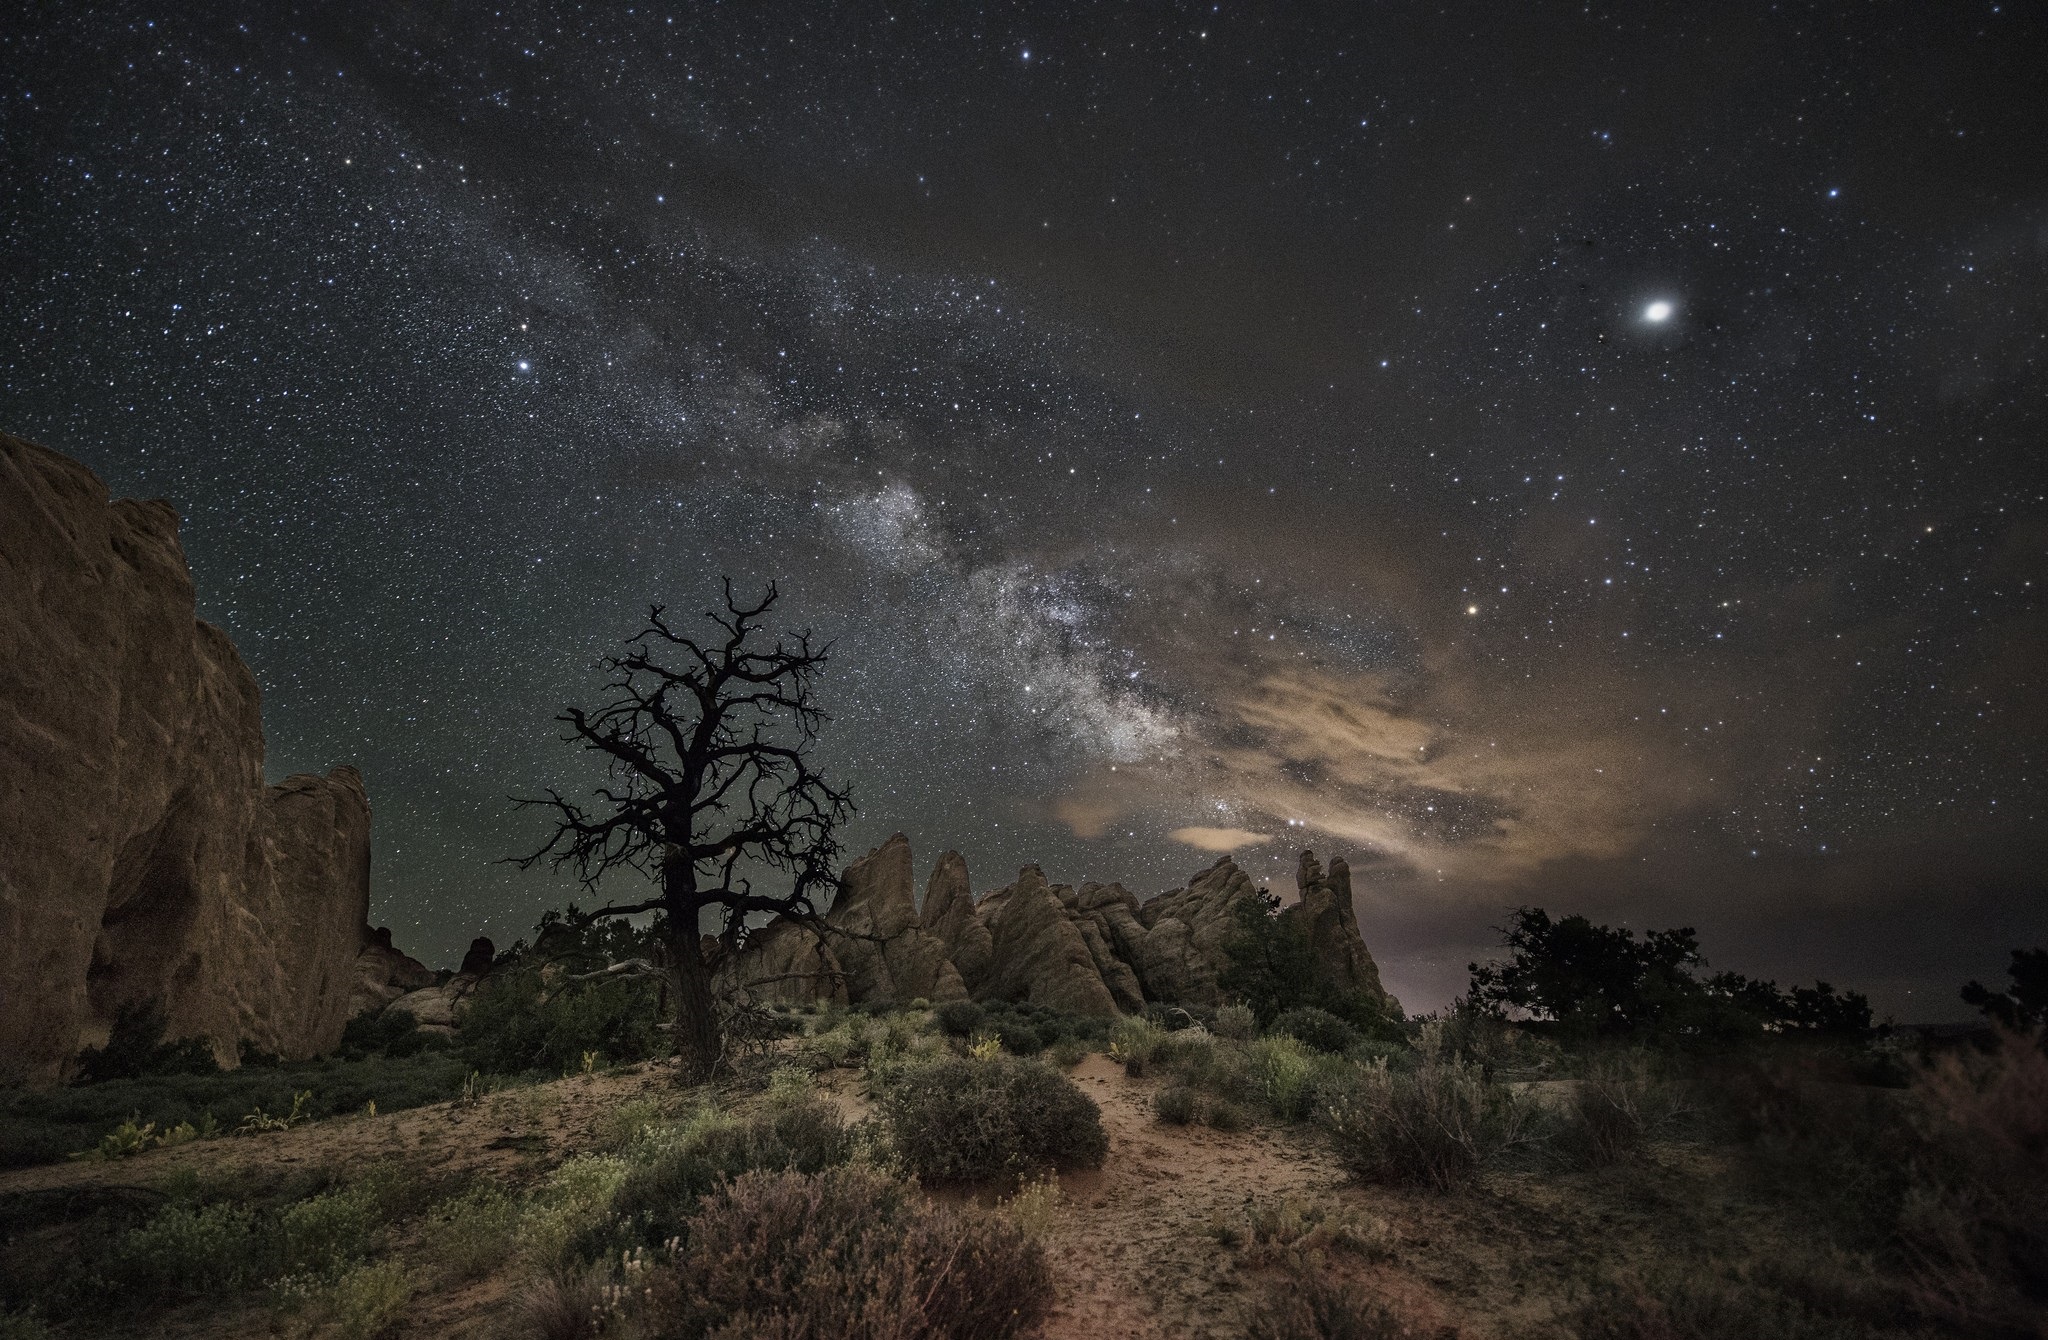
920, 848, 993, 991
1283, 851, 1402, 1018
0, 434, 373, 1083
974, 866, 1120, 1016
1130, 856, 1263, 1006
824, 834, 968, 1004
714, 913, 849, 1007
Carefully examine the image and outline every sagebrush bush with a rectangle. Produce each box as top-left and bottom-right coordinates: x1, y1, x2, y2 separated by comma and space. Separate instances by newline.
933, 1000, 985, 1038
1270, 1007, 1362, 1055
280, 1183, 384, 1276
308, 1259, 413, 1340
520, 1155, 630, 1269
1154, 1083, 1199, 1125
879, 1055, 1106, 1183
611, 1093, 851, 1247
431, 1183, 522, 1281
1214, 1003, 1260, 1041
1551, 1053, 1681, 1170
1320, 1058, 1525, 1191
1247, 1266, 1418, 1340
1248, 1036, 1328, 1121
619, 1167, 1053, 1340
113, 1200, 262, 1298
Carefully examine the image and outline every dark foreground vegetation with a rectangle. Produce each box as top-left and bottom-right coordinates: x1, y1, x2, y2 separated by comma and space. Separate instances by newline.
1, 916, 2041, 1339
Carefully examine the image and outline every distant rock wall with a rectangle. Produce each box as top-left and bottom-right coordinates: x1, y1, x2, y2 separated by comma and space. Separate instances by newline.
0, 432, 376, 1083
716, 831, 1403, 1021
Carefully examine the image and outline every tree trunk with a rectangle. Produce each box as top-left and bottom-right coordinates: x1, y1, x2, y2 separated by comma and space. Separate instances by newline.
663, 857, 721, 1082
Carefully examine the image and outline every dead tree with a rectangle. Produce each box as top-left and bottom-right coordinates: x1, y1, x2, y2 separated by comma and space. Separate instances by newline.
512, 581, 853, 1082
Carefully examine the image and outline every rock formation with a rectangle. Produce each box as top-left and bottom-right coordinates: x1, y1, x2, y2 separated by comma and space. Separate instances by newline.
706, 837, 1400, 1022
1127, 855, 1265, 1006
974, 867, 1122, 1016
352, 926, 437, 1017
0, 433, 375, 1082
824, 834, 969, 1004
1285, 852, 1400, 1016
714, 914, 849, 1007
919, 849, 992, 991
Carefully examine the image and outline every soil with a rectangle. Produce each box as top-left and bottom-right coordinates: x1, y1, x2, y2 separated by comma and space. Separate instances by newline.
0, 1054, 1770, 1339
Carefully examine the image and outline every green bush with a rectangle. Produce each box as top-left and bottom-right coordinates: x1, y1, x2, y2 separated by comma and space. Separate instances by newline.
1320, 1058, 1526, 1191
71, 1000, 220, 1083
1214, 1003, 1261, 1041
1271, 1007, 1361, 1055
612, 1094, 851, 1248
431, 1183, 522, 1281
1, 1051, 470, 1169
879, 1055, 1107, 1183
336, 1008, 440, 1060
112, 1200, 262, 1298
459, 967, 662, 1075
1154, 1084, 1199, 1125
934, 1000, 986, 1038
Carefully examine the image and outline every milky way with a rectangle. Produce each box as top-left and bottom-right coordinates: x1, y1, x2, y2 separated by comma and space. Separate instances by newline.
4, 4, 2043, 1016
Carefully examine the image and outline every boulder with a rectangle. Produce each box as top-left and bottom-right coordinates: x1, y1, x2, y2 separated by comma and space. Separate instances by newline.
1283, 851, 1402, 1018
351, 926, 436, 1016
714, 914, 849, 1007
383, 973, 484, 1036
920, 849, 993, 991
1129, 856, 1263, 1006
973, 866, 1120, 1016
458, 936, 497, 977
0, 434, 373, 1082
824, 834, 967, 1004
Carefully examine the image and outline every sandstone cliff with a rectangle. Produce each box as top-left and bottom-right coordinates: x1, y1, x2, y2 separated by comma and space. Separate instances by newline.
0, 433, 374, 1082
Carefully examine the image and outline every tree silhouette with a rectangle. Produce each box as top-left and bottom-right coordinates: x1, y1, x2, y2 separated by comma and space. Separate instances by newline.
513, 582, 853, 1081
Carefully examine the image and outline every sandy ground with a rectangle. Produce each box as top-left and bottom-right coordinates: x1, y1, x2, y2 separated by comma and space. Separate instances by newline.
1, 1056, 1728, 1339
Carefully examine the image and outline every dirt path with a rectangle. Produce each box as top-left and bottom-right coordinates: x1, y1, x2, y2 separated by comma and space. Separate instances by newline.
1038, 1054, 1355, 1340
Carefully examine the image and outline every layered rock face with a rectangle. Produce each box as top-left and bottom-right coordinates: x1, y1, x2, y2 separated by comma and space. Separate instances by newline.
717, 833, 1400, 1021
0, 433, 375, 1082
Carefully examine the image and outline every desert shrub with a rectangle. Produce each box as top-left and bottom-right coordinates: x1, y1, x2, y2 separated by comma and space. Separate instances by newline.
934, 1000, 985, 1038
1271, 1007, 1361, 1055
112, 1200, 262, 1298
1050, 1038, 1091, 1067
1564, 1261, 1925, 1340
1248, 1265, 1418, 1340
1320, 1058, 1526, 1191
1205, 1097, 1251, 1131
1892, 1034, 2048, 1332
1216, 1197, 1397, 1270
336, 1008, 439, 1060
878, 1055, 1106, 1183
432, 1183, 522, 1280
1546, 1052, 1685, 1170
620, 1167, 1053, 1340
71, 1000, 221, 1084
1, 1051, 470, 1169
521, 1155, 630, 1269
1109, 1016, 1166, 1069
297, 1258, 414, 1340
460, 966, 663, 1075
612, 1094, 851, 1247
990, 1016, 1045, 1056
0, 1312, 55, 1340
1213, 1003, 1261, 1040
1248, 1036, 1338, 1121
281, 1183, 384, 1276
1154, 1083, 1199, 1125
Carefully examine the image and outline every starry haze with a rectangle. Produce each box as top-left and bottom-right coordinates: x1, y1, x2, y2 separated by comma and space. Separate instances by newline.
4, 4, 2043, 1018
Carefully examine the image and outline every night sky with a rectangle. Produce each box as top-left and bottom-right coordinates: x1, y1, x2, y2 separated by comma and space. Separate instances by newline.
4, 4, 2043, 1019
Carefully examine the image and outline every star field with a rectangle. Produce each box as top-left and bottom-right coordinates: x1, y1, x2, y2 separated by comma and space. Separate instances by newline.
3, 2, 2042, 1017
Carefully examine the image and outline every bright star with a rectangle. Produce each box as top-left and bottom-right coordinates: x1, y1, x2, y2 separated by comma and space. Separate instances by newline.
1644, 301, 1673, 323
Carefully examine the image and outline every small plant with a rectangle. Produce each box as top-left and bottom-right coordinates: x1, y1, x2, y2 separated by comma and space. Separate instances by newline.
1214, 1002, 1261, 1040
237, 1089, 312, 1134
113, 1200, 261, 1298
1154, 1084, 1199, 1125
1050, 1037, 1091, 1067
968, 1033, 1003, 1061
458, 1069, 486, 1106
521, 1154, 630, 1269
79, 1115, 157, 1160
313, 1259, 413, 1339
431, 1184, 522, 1281
580, 1049, 599, 1076
1249, 1265, 1418, 1340
1001, 1173, 1064, 1240
1205, 1098, 1251, 1132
